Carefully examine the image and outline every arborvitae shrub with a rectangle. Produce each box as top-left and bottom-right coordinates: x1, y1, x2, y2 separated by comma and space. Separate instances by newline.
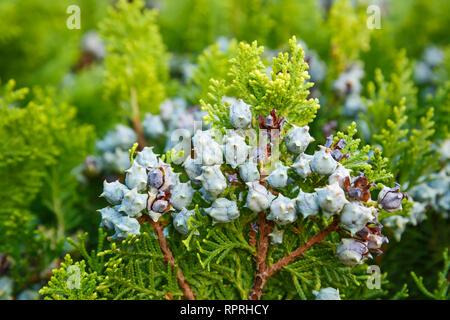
40, 37, 414, 300
0, 0, 447, 301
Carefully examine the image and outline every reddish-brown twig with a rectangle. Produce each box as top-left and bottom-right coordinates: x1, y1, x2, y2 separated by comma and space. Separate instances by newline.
130, 100, 194, 300
249, 212, 273, 300
267, 216, 340, 277
249, 215, 340, 299
149, 219, 196, 300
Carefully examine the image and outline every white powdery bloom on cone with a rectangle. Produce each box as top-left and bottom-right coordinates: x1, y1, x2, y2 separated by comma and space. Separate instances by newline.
183, 156, 203, 182
112, 215, 141, 239
295, 190, 320, 218
284, 125, 314, 154
98, 206, 140, 239
135, 147, 159, 168
223, 133, 249, 168
245, 182, 276, 212
173, 208, 196, 235
313, 288, 341, 300
170, 182, 194, 211
336, 238, 369, 266
98, 206, 122, 230
340, 202, 375, 235
196, 165, 227, 198
118, 188, 148, 218
229, 99, 252, 129
192, 130, 223, 166
239, 161, 260, 182
205, 198, 240, 224
315, 182, 349, 218
292, 153, 313, 178
267, 194, 297, 225
125, 161, 148, 191
100, 180, 129, 205
310, 146, 338, 175
265, 164, 289, 188
328, 164, 351, 189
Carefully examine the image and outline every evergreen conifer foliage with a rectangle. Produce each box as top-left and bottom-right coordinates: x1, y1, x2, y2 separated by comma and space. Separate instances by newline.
362, 52, 439, 189
0, 79, 94, 297
41, 38, 409, 300
100, 0, 169, 118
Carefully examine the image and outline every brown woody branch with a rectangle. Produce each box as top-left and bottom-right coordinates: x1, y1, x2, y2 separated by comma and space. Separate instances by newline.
134, 185, 195, 300
249, 215, 340, 300
149, 219, 196, 300
249, 212, 273, 300
267, 216, 340, 277
130, 100, 194, 300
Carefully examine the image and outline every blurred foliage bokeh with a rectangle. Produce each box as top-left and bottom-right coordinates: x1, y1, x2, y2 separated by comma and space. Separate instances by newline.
0, 0, 448, 300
